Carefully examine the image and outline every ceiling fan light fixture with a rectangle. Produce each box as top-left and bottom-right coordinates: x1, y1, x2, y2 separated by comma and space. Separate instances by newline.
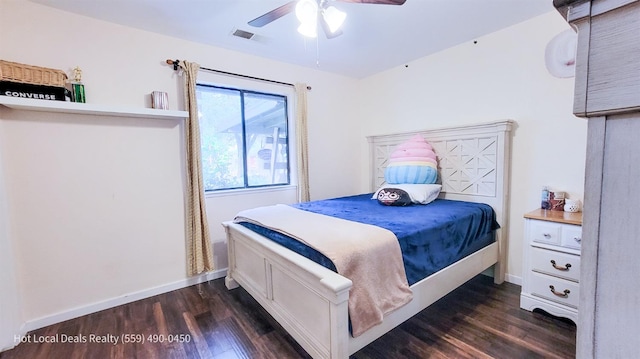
322, 6, 346, 34
297, 21, 318, 38
295, 0, 318, 23
295, 0, 319, 38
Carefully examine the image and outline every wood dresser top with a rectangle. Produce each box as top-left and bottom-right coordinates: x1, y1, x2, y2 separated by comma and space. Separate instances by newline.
524, 209, 583, 226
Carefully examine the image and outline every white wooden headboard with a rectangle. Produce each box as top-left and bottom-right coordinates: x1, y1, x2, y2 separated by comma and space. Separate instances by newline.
367, 120, 514, 279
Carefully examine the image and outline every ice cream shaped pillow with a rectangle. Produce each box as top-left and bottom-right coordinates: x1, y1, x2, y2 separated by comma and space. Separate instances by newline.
384, 134, 438, 184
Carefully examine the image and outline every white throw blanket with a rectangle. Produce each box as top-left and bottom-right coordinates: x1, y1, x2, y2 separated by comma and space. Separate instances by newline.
234, 204, 413, 337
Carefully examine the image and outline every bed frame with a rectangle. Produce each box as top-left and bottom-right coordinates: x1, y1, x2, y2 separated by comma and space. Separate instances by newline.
223, 120, 514, 358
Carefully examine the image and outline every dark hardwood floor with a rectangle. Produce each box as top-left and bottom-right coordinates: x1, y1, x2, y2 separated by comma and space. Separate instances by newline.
0, 275, 576, 359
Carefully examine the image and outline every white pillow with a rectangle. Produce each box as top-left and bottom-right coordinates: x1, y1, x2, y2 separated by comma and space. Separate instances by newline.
372, 183, 442, 205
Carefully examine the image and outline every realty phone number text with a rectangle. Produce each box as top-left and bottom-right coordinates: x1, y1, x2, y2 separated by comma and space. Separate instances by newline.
15, 333, 191, 345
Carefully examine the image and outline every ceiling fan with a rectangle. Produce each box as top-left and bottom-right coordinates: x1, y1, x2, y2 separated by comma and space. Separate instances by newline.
248, 0, 406, 39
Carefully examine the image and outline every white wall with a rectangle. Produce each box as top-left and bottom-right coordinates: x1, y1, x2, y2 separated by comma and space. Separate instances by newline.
357, 10, 588, 282
0, 0, 361, 338
0, 119, 21, 351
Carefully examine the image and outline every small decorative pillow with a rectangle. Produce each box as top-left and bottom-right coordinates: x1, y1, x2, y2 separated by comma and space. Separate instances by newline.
376, 188, 413, 206
372, 183, 442, 205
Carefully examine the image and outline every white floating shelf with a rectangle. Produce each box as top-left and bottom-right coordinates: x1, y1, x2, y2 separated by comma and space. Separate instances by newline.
0, 96, 188, 120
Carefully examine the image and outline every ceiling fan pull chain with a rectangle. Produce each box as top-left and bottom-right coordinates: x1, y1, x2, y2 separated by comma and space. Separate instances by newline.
316, 36, 320, 68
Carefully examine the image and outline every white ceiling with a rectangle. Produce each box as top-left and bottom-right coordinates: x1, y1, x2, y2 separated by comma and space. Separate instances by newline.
29, 0, 554, 79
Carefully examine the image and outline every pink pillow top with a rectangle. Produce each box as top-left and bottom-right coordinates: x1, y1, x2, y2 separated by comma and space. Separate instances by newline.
388, 135, 437, 164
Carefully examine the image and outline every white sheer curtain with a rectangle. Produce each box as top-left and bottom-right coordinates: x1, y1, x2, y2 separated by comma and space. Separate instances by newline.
295, 83, 310, 202
179, 60, 214, 275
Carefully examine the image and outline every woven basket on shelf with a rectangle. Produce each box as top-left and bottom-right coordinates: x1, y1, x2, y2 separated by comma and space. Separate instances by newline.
0, 60, 67, 88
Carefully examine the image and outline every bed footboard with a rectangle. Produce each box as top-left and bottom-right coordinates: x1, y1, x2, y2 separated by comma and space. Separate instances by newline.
225, 221, 501, 358
224, 222, 352, 359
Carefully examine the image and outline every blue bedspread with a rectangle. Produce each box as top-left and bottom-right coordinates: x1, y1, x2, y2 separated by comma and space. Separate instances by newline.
238, 194, 499, 285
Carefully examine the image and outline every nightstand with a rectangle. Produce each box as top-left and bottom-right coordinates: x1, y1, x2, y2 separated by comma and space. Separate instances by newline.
520, 209, 582, 323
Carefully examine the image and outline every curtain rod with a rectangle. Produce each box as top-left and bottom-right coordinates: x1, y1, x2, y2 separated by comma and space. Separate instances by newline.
165, 59, 311, 91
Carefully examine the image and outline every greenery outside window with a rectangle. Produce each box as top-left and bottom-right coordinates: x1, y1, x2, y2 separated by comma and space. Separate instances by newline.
196, 84, 290, 191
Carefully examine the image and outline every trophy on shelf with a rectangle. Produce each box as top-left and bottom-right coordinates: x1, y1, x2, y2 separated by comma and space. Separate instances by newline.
68, 66, 86, 103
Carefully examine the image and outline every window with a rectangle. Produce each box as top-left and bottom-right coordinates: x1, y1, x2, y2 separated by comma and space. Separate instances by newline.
196, 84, 290, 191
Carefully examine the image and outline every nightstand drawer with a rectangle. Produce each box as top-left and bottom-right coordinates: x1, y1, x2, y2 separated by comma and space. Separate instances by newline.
530, 247, 580, 282
530, 221, 562, 245
562, 225, 582, 250
530, 272, 579, 309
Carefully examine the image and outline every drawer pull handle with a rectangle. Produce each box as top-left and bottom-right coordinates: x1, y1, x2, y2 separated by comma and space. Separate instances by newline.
549, 285, 570, 298
574, 237, 582, 243
550, 260, 571, 271
543, 233, 552, 238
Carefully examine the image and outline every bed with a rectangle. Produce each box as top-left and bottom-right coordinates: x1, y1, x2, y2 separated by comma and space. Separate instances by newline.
223, 120, 514, 358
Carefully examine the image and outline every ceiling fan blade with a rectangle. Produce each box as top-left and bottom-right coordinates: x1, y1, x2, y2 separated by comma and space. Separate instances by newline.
335, 0, 406, 4
248, 1, 297, 27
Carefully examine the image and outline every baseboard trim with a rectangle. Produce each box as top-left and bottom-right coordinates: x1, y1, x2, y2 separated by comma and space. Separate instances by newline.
480, 268, 520, 286
21, 268, 227, 334
505, 273, 522, 286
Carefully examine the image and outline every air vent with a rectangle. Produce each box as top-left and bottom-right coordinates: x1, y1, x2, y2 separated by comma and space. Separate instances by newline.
232, 29, 255, 40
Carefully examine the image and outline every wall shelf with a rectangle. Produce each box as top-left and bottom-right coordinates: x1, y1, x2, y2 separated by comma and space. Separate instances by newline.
0, 96, 188, 120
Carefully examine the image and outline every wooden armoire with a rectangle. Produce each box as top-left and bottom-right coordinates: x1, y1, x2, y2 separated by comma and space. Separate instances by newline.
553, 0, 640, 358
